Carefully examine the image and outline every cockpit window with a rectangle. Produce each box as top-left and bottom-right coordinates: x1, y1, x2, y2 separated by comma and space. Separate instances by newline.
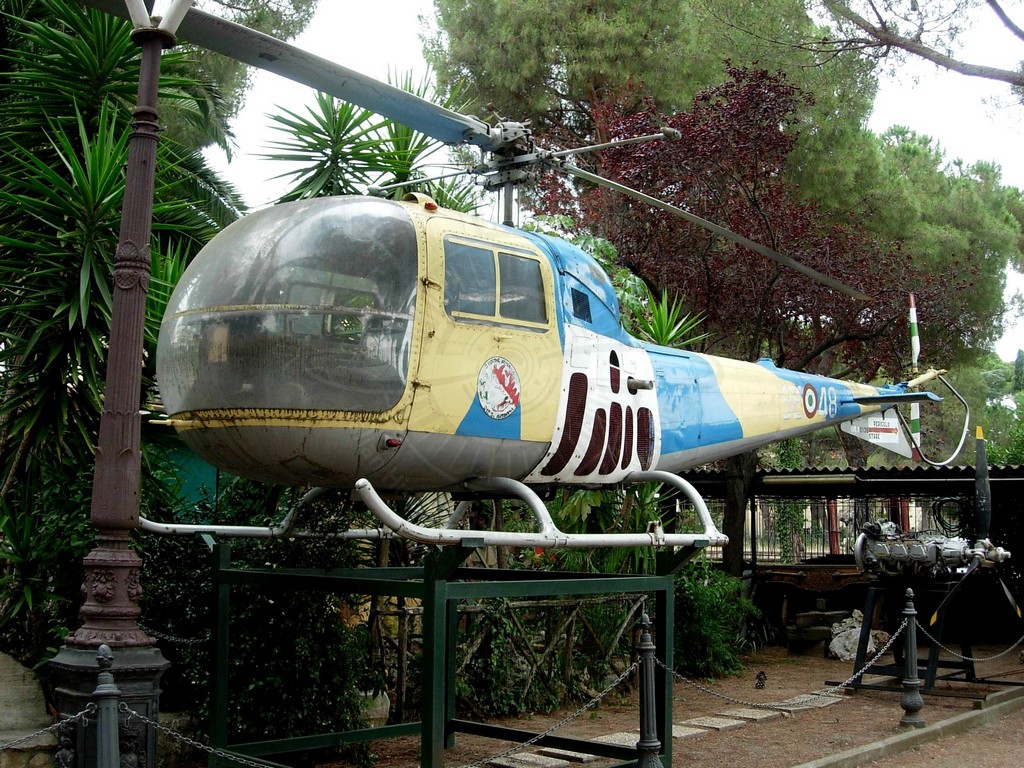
157, 197, 419, 415
499, 251, 546, 323
443, 236, 547, 328
445, 240, 496, 316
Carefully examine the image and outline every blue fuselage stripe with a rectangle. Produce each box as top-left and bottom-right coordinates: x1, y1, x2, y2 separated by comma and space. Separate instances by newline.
648, 348, 743, 453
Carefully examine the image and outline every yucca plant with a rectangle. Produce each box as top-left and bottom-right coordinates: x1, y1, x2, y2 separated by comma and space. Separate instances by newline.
0, 107, 126, 460
629, 284, 708, 349
263, 69, 482, 212
263, 91, 387, 200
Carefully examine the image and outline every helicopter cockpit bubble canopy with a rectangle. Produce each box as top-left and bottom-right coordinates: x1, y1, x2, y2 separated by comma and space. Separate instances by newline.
156, 196, 419, 421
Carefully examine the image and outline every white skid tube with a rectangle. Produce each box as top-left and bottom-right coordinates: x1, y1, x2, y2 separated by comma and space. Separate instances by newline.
138, 472, 727, 549
137, 487, 392, 540
354, 472, 728, 549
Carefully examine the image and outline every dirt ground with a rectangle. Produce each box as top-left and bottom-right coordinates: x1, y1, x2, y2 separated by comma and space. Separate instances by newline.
363, 642, 1024, 768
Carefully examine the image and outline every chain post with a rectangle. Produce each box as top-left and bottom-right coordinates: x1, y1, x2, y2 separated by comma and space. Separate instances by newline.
636, 613, 662, 768
93, 645, 122, 768
899, 589, 925, 728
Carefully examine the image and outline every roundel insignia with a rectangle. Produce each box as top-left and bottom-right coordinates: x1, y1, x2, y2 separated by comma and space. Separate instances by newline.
477, 356, 521, 420
802, 383, 818, 419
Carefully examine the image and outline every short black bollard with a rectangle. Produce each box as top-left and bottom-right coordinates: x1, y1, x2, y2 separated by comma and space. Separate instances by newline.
93, 644, 122, 768
636, 614, 662, 768
899, 589, 925, 728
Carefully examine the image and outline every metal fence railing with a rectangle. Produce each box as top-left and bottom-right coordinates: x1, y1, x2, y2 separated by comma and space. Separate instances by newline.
675, 494, 971, 565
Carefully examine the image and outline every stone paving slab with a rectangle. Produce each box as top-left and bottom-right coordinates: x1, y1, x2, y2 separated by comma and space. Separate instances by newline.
486, 753, 572, 768
718, 706, 784, 722
779, 694, 844, 710
681, 715, 747, 731
594, 732, 638, 746
670, 724, 707, 739
535, 747, 600, 763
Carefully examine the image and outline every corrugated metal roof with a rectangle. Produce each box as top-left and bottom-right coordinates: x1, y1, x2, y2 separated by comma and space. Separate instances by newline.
680, 464, 1023, 498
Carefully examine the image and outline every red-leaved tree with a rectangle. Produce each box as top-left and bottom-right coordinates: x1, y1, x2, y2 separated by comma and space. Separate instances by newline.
535, 67, 980, 574
539, 67, 974, 381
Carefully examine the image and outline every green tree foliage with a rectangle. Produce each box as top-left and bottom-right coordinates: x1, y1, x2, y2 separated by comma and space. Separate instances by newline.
875, 129, 1023, 364
426, 0, 882, 220
426, 0, 690, 139
673, 558, 759, 677
0, 0, 244, 662
979, 354, 1015, 404
0, 435, 96, 667
685, 0, 884, 220
263, 71, 482, 210
990, 417, 1024, 465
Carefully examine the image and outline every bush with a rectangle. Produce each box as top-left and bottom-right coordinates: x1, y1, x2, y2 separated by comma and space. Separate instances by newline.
0, 450, 95, 669
673, 558, 759, 678
140, 479, 375, 756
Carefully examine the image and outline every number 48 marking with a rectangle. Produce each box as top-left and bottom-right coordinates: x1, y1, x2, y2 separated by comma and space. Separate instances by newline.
802, 383, 838, 419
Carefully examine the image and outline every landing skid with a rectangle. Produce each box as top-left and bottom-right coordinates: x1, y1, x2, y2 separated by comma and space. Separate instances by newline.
138, 470, 728, 554
355, 469, 727, 551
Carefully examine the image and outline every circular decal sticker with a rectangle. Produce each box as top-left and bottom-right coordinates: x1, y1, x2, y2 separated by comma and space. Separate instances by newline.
477, 357, 521, 420
802, 383, 818, 419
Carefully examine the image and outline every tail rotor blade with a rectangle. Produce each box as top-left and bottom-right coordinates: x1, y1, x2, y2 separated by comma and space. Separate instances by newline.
930, 557, 980, 626
908, 294, 922, 460
908, 293, 921, 371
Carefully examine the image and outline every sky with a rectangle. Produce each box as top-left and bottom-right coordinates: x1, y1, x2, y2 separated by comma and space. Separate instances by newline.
200, 0, 1023, 362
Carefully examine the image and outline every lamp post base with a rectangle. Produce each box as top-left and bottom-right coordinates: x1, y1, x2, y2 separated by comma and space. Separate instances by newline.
48, 645, 169, 768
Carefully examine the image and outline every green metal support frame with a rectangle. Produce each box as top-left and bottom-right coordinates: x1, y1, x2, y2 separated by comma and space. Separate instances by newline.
209, 540, 692, 768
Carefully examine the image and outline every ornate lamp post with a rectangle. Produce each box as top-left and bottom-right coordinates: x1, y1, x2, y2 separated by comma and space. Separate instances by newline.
48, 4, 194, 767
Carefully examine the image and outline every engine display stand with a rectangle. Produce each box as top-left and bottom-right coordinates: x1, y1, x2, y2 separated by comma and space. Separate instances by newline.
849, 581, 975, 692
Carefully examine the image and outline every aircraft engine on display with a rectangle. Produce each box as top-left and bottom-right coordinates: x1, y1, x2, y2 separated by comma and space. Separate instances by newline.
853, 520, 1010, 579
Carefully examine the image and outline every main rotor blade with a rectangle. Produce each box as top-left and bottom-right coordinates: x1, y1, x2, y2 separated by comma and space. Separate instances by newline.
80, 0, 496, 150
559, 163, 872, 301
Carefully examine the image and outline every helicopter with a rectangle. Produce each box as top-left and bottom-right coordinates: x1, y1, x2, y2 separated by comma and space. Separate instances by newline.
87, 0, 953, 549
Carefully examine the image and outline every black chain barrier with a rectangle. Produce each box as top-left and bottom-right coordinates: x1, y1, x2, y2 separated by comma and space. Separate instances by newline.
0, 706, 95, 753
661, 617, 910, 711
121, 704, 282, 768
138, 624, 210, 646
116, 661, 641, 768
915, 619, 1024, 663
